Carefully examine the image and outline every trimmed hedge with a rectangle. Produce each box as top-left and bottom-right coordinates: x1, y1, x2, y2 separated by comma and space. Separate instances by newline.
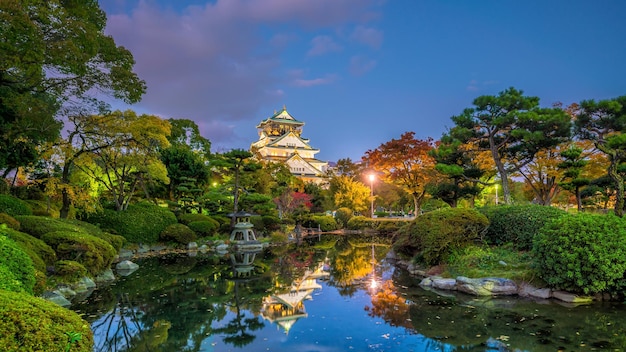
393, 208, 489, 266
53, 260, 89, 283
0, 194, 32, 217
187, 221, 218, 237
160, 224, 196, 244
178, 213, 213, 225
533, 213, 626, 294
15, 216, 125, 251
83, 202, 177, 243
0, 235, 36, 294
346, 216, 377, 230
480, 205, 567, 250
0, 226, 56, 272
42, 231, 116, 276
0, 290, 94, 352
0, 213, 19, 230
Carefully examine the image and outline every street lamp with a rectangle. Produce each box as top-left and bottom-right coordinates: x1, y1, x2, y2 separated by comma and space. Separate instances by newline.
369, 174, 375, 218
495, 182, 499, 205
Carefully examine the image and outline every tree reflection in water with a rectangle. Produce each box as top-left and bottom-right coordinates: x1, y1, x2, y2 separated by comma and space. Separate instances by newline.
71, 235, 626, 352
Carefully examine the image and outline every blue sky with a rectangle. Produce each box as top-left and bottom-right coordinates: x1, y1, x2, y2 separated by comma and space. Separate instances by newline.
99, 0, 626, 162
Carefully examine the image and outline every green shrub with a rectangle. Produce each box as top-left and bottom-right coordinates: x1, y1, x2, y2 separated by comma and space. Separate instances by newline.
0, 194, 32, 217
83, 202, 177, 243
15, 215, 125, 251
314, 215, 338, 232
1, 226, 56, 271
249, 215, 265, 234
0, 290, 93, 351
334, 207, 353, 228
187, 221, 218, 237
25, 199, 60, 218
42, 231, 116, 276
377, 221, 403, 236
178, 213, 213, 225
346, 216, 377, 230
0, 213, 19, 230
53, 260, 89, 283
0, 235, 36, 294
393, 208, 489, 266
533, 213, 626, 294
262, 215, 282, 232
160, 224, 197, 244
480, 205, 567, 250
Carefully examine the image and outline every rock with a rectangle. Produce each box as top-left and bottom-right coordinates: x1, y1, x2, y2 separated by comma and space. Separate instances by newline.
498, 260, 507, 266
215, 244, 229, 252
118, 249, 134, 260
116, 260, 139, 271
137, 244, 151, 254
518, 283, 551, 299
431, 278, 458, 291
419, 277, 433, 287
456, 276, 518, 296
95, 268, 116, 283
72, 277, 96, 294
41, 291, 71, 307
552, 290, 593, 303
55, 287, 76, 300
188, 242, 198, 250
188, 250, 197, 257
198, 244, 209, 252
151, 245, 167, 252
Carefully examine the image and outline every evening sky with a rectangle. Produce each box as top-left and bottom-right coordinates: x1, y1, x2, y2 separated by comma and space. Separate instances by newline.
99, 0, 626, 162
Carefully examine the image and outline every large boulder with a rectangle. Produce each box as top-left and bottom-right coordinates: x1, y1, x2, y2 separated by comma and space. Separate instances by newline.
456, 276, 518, 296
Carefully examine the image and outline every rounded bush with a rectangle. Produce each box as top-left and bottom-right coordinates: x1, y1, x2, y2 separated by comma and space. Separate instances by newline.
187, 221, 218, 237
53, 260, 89, 283
0, 235, 36, 294
178, 213, 213, 225
346, 216, 377, 230
42, 231, 116, 276
533, 213, 626, 294
160, 224, 197, 244
83, 202, 177, 243
0, 194, 32, 217
0, 213, 20, 230
313, 215, 338, 232
59, 219, 126, 251
480, 205, 567, 250
377, 221, 403, 236
393, 208, 489, 266
334, 207, 353, 228
1, 227, 55, 272
0, 290, 93, 351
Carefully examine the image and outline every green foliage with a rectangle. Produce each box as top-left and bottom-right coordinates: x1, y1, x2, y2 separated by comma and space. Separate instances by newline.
302, 215, 338, 232
0, 194, 32, 217
334, 207, 353, 228
0, 235, 36, 294
346, 216, 377, 230
0, 226, 56, 271
393, 208, 489, 266
533, 213, 626, 294
160, 224, 197, 244
53, 260, 89, 283
42, 231, 116, 276
480, 205, 567, 250
83, 202, 177, 243
0, 290, 93, 351
178, 213, 213, 225
187, 221, 219, 237
0, 212, 19, 230
14, 215, 125, 250
261, 215, 282, 232
446, 244, 536, 282
376, 220, 403, 236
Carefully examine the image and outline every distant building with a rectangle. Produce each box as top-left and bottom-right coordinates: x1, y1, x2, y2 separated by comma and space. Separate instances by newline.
251, 106, 328, 184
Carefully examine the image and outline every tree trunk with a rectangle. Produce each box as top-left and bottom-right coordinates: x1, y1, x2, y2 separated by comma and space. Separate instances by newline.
489, 137, 512, 204
575, 186, 582, 212
608, 160, 625, 217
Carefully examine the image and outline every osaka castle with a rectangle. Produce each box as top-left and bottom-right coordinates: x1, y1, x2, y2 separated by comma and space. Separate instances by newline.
250, 106, 328, 184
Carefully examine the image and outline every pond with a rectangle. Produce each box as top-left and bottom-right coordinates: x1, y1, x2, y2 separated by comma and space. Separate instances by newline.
72, 235, 626, 351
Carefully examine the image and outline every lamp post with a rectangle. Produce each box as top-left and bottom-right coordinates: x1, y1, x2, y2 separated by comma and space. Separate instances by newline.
495, 182, 499, 205
369, 174, 375, 218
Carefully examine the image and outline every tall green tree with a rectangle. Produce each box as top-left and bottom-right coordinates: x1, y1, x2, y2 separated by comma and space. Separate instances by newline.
329, 175, 370, 214
0, 0, 145, 175
448, 87, 571, 204
430, 136, 488, 207
214, 149, 260, 220
557, 144, 590, 211
575, 96, 626, 216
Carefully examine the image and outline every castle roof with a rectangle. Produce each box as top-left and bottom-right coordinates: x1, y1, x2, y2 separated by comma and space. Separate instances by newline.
256, 106, 304, 128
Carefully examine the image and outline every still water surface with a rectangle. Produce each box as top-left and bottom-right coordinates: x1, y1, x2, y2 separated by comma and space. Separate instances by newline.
72, 235, 626, 351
